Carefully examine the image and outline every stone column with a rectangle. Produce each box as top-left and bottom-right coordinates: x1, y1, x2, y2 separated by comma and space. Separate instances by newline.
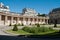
44, 18, 45, 24
40, 18, 42, 24
21, 17, 24, 24
16, 17, 19, 24
11, 17, 13, 25
0, 15, 1, 25
31, 18, 32, 24
38, 19, 40, 24
47, 19, 48, 24
28, 18, 30, 25
33, 18, 35, 24
5, 16, 7, 25
23, 17, 25, 25
37, 18, 38, 24
0, 15, 1, 22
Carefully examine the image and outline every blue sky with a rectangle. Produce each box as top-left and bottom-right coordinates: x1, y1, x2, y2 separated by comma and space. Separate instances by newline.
0, 0, 60, 14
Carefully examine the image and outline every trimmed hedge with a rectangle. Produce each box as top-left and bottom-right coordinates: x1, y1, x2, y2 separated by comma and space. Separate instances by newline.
22, 26, 53, 33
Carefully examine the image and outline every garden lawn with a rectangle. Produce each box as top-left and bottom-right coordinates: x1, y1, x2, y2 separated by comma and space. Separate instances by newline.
7, 30, 58, 35
7, 30, 32, 35
36, 30, 58, 35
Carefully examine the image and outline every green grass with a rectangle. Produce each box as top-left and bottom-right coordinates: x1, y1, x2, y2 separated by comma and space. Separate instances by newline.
7, 29, 58, 35
7, 30, 32, 35
36, 30, 58, 35
8, 24, 60, 36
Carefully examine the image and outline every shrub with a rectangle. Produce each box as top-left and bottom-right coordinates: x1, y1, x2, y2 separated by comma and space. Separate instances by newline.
17, 23, 21, 26
38, 27, 53, 32
58, 30, 60, 33
9, 23, 12, 26
22, 27, 39, 33
30, 23, 31, 25
42, 27, 49, 32
29, 27, 39, 33
22, 26, 54, 33
22, 27, 30, 32
40, 27, 53, 32
21, 23, 24, 26
13, 24, 18, 31
35, 23, 37, 25
22, 27, 37, 33
37, 24, 40, 27
37, 27, 44, 32
49, 27, 53, 31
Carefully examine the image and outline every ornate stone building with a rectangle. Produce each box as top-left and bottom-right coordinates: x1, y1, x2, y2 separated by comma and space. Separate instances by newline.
0, 3, 49, 25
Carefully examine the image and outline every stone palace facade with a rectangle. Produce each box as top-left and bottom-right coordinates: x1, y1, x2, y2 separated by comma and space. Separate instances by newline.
0, 3, 49, 25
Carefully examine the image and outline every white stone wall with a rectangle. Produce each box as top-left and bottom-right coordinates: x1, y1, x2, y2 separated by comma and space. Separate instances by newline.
0, 15, 49, 26
0, 20, 48, 25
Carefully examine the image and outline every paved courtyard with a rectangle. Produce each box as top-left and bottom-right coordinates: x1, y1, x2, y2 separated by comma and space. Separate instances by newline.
0, 25, 11, 35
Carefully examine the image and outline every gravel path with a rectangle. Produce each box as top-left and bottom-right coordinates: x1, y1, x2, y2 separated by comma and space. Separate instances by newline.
0, 25, 24, 36
0, 25, 13, 36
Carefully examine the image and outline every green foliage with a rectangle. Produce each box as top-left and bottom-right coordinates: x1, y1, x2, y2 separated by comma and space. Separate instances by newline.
35, 23, 40, 27
22, 26, 53, 34
17, 23, 21, 26
13, 24, 18, 31
30, 23, 31, 25
49, 27, 53, 31
22, 27, 39, 33
37, 13, 46, 17
58, 30, 60, 33
37, 24, 40, 27
21, 23, 24, 26
9, 23, 12, 26
41, 27, 49, 32
22, 27, 30, 32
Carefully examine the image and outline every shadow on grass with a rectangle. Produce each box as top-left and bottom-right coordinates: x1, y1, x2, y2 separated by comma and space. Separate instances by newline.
17, 32, 60, 38
0, 33, 60, 40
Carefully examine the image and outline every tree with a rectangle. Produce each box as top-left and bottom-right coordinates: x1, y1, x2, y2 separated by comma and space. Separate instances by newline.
13, 24, 18, 31
49, 8, 60, 27
37, 24, 40, 27
37, 13, 40, 16
37, 13, 46, 17
9, 23, 11, 26
49, 12, 58, 27
54, 19, 57, 27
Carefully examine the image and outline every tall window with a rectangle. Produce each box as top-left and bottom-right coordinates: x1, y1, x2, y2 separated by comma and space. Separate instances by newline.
30, 18, 33, 22
34, 19, 37, 22
1, 15, 5, 21
25, 18, 28, 21
38, 19, 40, 22
19, 17, 23, 21
7, 16, 11, 20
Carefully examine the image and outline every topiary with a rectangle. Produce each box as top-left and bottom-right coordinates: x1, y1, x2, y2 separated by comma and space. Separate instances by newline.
21, 23, 24, 26
37, 24, 40, 27
17, 23, 21, 26
9, 23, 12, 26
30, 23, 31, 25
13, 24, 18, 31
